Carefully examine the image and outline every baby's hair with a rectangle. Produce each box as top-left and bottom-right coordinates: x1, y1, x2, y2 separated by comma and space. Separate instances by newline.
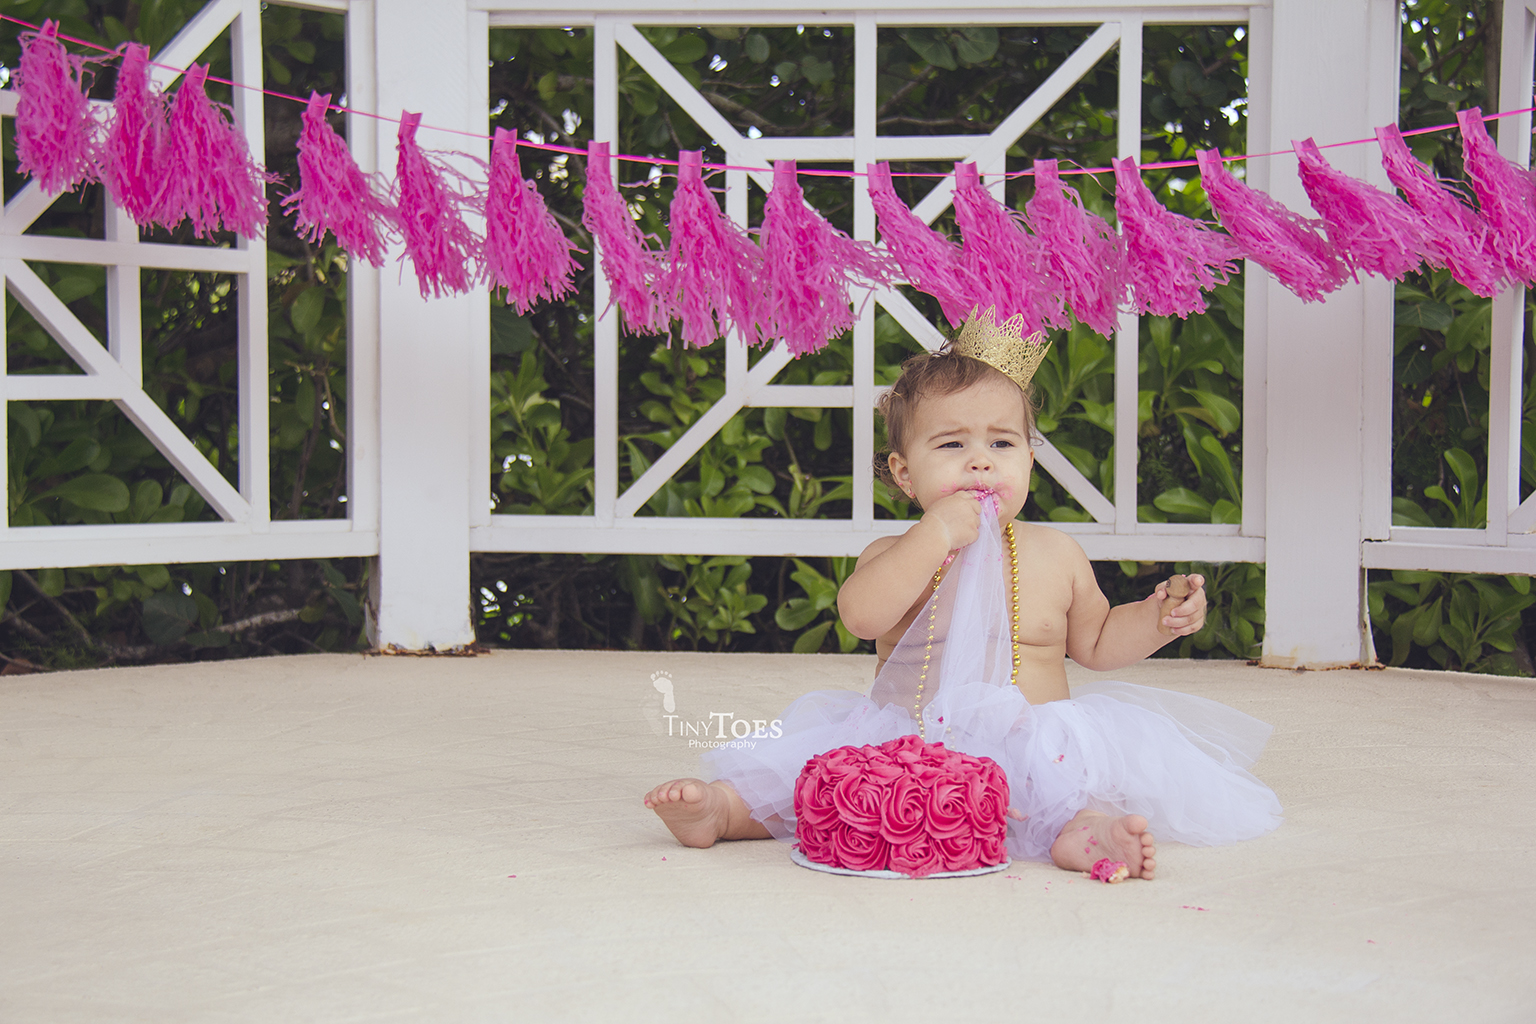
874, 344, 1040, 487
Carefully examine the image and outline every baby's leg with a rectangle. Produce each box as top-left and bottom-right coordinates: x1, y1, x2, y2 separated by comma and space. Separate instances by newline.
643, 778, 772, 848
1049, 809, 1157, 880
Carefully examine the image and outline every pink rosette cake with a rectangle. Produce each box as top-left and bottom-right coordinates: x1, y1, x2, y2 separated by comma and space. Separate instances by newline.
793, 733, 1009, 877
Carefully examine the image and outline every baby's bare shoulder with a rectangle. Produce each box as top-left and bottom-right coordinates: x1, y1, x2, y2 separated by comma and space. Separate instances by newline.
1012, 521, 1090, 564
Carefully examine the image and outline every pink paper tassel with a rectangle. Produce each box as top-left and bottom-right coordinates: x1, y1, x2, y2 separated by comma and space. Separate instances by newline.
759, 160, 893, 357
1196, 148, 1348, 302
100, 43, 166, 225
1294, 137, 1425, 282
283, 91, 395, 267
660, 150, 764, 348
393, 111, 477, 298
1457, 108, 1536, 285
156, 63, 274, 238
1024, 159, 1125, 338
951, 162, 1065, 334
14, 20, 97, 195
867, 162, 982, 326
580, 141, 670, 335
1376, 124, 1503, 297
1113, 157, 1239, 318
482, 128, 580, 314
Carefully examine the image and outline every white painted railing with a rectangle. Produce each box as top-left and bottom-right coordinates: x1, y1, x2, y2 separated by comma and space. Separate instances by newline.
471, 2, 1267, 568
4, 0, 1531, 666
1360, 1, 1536, 581
0, 0, 378, 573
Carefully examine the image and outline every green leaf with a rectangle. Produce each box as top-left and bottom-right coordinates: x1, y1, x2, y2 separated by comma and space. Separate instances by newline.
776, 597, 822, 631
1391, 496, 1436, 527
133, 564, 171, 590
801, 56, 834, 85
1394, 300, 1454, 331
0, 571, 10, 611
34, 437, 101, 478
42, 474, 130, 512
744, 33, 770, 63
141, 590, 199, 645
8, 404, 42, 449
1153, 487, 1213, 518
1184, 389, 1241, 434
1443, 448, 1480, 502
290, 287, 326, 335
185, 630, 233, 649
1412, 596, 1443, 646
660, 34, 708, 63
1443, 303, 1491, 353
953, 27, 999, 64
901, 29, 956, 70
1422, 81, 1464, 103
793, 620, 834, 654
130, 481, 164, 523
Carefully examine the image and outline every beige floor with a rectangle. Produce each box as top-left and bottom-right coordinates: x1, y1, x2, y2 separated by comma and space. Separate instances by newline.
0, 650, 1532, 1023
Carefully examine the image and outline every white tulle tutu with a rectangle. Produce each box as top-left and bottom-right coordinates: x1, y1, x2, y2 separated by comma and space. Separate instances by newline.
701, 508, 1282, 862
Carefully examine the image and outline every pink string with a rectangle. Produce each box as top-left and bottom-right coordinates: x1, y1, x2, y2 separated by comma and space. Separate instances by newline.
4, 11, 1535, 181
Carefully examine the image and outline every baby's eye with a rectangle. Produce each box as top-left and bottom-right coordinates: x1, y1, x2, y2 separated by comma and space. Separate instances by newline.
938, 441, 962, 449
991, 440, 1015, 449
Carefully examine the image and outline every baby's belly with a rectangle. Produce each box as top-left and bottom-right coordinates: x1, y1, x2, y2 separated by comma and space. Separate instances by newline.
1015, 643, 1071, 704
871, 642, 1072, 705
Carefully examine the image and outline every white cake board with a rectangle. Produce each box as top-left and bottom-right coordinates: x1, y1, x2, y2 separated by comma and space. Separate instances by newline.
790, 844, 1010, 879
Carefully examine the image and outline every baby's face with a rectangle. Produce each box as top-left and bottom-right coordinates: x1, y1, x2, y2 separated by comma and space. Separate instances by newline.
888, 375, 1034, 521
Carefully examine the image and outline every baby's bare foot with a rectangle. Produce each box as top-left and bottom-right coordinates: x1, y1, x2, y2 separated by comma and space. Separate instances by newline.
1049, 809, 1157, 880
643, 778, 732, 848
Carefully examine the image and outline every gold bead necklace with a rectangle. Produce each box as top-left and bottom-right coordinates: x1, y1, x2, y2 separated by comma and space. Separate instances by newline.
1006, 522, 1021, 689
913, 522, 1021, 740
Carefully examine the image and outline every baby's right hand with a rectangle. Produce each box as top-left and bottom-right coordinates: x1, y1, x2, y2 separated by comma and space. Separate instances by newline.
920, 491, 983, 552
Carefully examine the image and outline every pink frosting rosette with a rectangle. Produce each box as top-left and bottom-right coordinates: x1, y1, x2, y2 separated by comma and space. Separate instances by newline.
793, 736, 1011, 878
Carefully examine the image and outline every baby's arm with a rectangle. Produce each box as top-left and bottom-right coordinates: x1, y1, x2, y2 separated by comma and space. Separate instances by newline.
837, 492, 984, 639
1058, 536, 1207, 671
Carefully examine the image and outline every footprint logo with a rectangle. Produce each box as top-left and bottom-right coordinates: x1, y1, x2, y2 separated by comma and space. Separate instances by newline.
651, 670, 676, 713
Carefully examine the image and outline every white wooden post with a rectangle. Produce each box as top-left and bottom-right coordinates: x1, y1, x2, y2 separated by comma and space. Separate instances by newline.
368, 0, 477, 649
1259, 0, 1399, 667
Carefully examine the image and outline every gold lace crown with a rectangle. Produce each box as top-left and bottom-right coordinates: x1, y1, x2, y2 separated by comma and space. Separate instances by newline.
949, 306, 1052, 391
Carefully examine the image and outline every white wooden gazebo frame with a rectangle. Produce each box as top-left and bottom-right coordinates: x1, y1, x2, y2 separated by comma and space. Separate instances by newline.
1, 0, 1533, 665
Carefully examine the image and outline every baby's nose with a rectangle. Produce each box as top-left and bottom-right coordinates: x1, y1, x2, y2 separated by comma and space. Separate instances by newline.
968, 448, 994, 469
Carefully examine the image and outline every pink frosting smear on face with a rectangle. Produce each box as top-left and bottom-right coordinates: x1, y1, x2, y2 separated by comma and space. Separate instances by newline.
1089, 858, 1129, 883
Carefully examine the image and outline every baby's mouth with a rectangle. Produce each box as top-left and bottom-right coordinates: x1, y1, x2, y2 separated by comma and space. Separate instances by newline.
967, 486, 1000, 512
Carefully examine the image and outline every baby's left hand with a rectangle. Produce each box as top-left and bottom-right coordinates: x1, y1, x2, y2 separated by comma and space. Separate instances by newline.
1154, 574, 1207, 637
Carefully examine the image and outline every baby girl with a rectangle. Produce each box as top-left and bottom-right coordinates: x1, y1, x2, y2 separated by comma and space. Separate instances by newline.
645, 310, 1281, 878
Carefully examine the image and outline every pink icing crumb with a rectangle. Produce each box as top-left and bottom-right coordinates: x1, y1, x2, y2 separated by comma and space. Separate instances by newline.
1089, 858, 1129, 883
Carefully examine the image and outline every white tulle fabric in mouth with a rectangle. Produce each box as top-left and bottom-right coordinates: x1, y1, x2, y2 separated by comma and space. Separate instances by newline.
702, 503, 1282, 862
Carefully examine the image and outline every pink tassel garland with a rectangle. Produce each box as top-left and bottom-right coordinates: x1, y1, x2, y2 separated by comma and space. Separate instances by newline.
951, 162, 1065, 335
580, 141, 671, 335
283, 92, 395, 267
392, 111, 478, 298
100, 43, 167, 225
1293, 137, 1426, 282
1196, 148, 1348, 302
866, 162, 983, 326
758, 160, 893, 357
14, 20, 97, 195
1376, 124, 1503, 297
1112, 157, 1238, 318
1456, 108, 1536, 285
156, 64, 274, 238
482, 128, 581, 313
1023, 159, 1125, 338
661, 150, 764, 348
